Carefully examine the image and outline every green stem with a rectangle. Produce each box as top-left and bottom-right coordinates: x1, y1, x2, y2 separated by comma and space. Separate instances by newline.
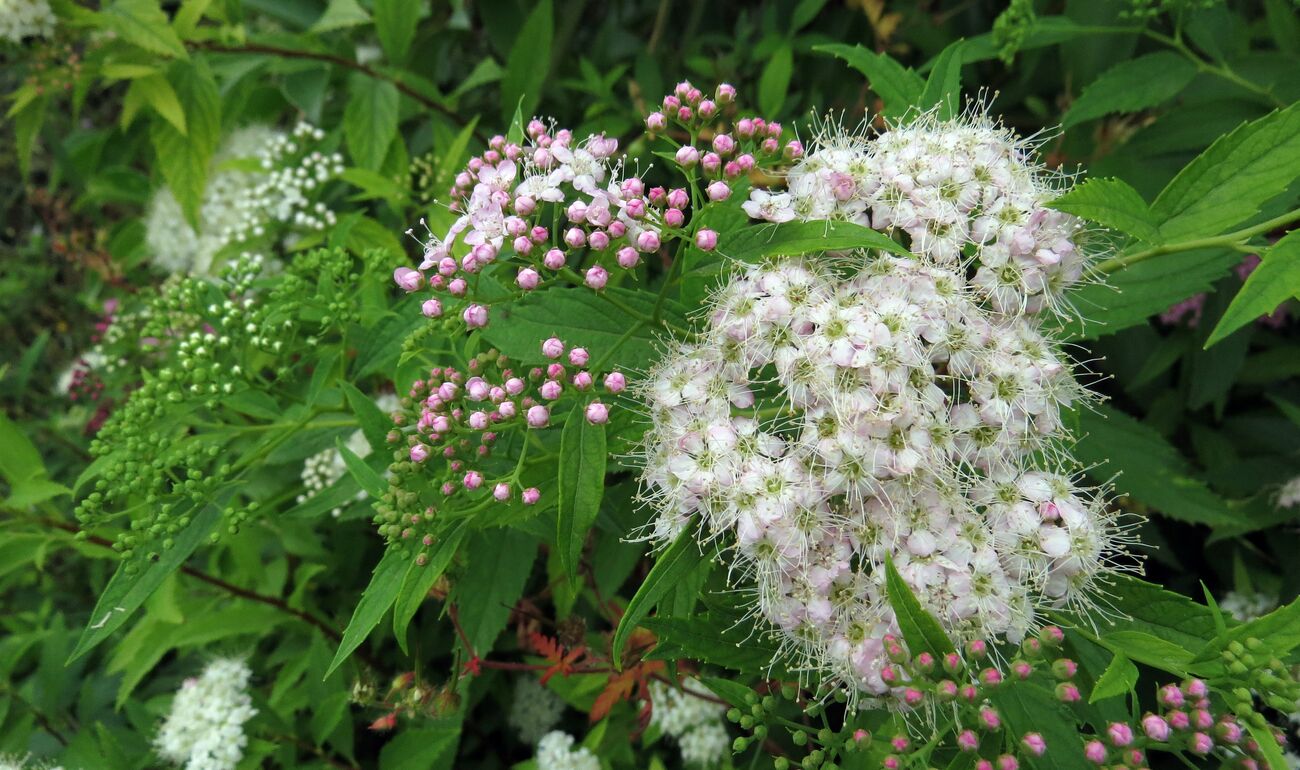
1096, 208, 1300, 274
1142, 29, 1286, 108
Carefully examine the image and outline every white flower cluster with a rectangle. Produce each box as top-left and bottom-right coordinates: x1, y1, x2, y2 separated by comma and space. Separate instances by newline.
642, 122, 1127, 696
146, 123, 340, 275
535, 731, 600, 770
297, 394, 398, 517
649, 678, 729, 767
1219, 591, 1277, 622
0, 0, 55, 43
0, 756, 65, 770
154, 658, 256, 770
744, 114, 1085, 314
1278, 475, 1300, 509
508, 675, 567, 745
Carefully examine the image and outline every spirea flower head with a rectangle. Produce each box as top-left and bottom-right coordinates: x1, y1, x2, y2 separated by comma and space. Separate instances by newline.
508, 676, 567, 745
535, 731, 600, 770
0, 0, 55, 43
154, 657, 257, 770
649, 677, 729, 766
297, 393, 397, 517
146, 123, 341, 275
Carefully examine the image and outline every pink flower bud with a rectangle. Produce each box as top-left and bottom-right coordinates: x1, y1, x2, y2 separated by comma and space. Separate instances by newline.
701, 152, 722, 174
957, 730, 979, 752
1188, 732, 1213, 755
646, 112, 667, 131
588, 231, 610, 251
513, 235, 533, 255
505, 377, 526, 395
585, 265, 608, 289
1021, 733, 1046, 756
674, 146, 700, 166
677, 106, 693, 122
664, 208, 685, 227
448, 278, 467, 296
1142, 714, 1170, 742
625, 198, 647, 218
543, 248, 566, 270
526, 405, 549, 428
462, 304, 489, 328
636, 231, 661, 253
493, 482, 510, 501
1183, 679, 1208, 698
466, 377, 489, 400
517, 267, 540, 291
697, 99, 717, 118
522, 487, 540, 505
1159, 684, 1185, 708
1168, 710, 1190, 730
996, 756, 1018, 770
498, 401, 517, 418
979, 708, 1001, 731
409, 444, 429, 463
902, 687, 924, 706
438, 256, 458, 276
616, 246, 641, 269
541, 337, 565, 359
531, 225, 549, 243
695, 228, 718, 251
723, 160, 742, 178
546, 363, 565, 379
463, 470, 482, 490
784, 139, 804, 159
716, 83, 736, 103
564, 227, 586, 248
514, 195, 536, 215
568, 347, 589, 367
572, 371, 593, 390
706, 181, 731, 201
712, 134, 735, 155
540, 380, 562, 400
1012, 661, 1032, 680
604, 372, 626, 392
422, 298, 443, 317
585, 402, 609, 424
1055, 683, 1081, 703
666, 188, 689, 209
761, 137, 779, 154
394, 267, 423, 292
1083, 740, 1106, 764
1107, 723, 1133, 747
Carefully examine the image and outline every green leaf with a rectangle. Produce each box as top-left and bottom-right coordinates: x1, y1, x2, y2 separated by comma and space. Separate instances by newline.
70, 496, 226, 661
1088, 652, 1138, 703
344, 74, 399, 171
309, 0, 372, 33
988, 681, 1090, 770
13, 95, 46, 179
1072, 405, 1236, 527
393, 521, 467, 653
645, 614, 783, 674
556, 404, 607, 581
1071, 575, 1221, 674
1062, 52, 1195, 128
918, 40, 965, 120
499, 0, 553, 122
0, 411, 46, 485
454, 529, 536, 655
433, 115, 481, 194
699, 676, 757, 709
336, 437, 386, 499
1192, 597, 1300, 670
814, 44, 924, 118
326, 547, 408, 676
758, 42, 794, 118
135, 74, 186, 134
883, 554, 955, 657
723, 220, 911, 261
1150, 102, 1300, 240
1246, 720, 1289, 770
104, 0, 189, 59
378, 724, 460, 770
1206, 231, 1300, 346
1050, 178, 1160, 243
150, 60, 221, 229
613, 525, 701, 669
341, 381, 391, 453
374, 0, 419, 64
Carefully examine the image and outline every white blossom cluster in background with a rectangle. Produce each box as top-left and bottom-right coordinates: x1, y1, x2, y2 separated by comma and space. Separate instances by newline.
1219, 590, 1278, 622
0, 755, 65, 770
640, 115, 1130, 698
0, 0, 55, 43
154, 658, 256, 770
534, 731, 600, 770
146, 123, 341, 275
745, 113, 1085, 315
297, 393, 398, 517
649, 678, 729, 767
1278, 475, 1300, 509
507, 676, 566, 746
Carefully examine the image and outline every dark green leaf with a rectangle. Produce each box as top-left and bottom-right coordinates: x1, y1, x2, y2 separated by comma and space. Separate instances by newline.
758, 43, 794, 117
375, 0, 419, 64
393, 522, 468, 653
1088, 652, 1138, 703
341, 380, 392, 452
918, 40, 965, 120
644, 614, 783, 674
336, 438, 386, 499
454, 529, 536, 655
378, 723, 460, 770
723, 220, 911, 262
556, 404, 607, 580
613, 525, 701, 669
344, 74, 400, 171
814, 44, 924, 118
326, 547, 409, 676
499, 0, 553, 122
1062, 52, 1195, 128
883, 554, 955, 656
988, 681, 1090, 770
1050, 178, 1160, 243
1207, 231, 1300, 346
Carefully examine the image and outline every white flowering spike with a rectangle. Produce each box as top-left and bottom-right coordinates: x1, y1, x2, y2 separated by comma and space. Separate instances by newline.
0, 0, 55, 43
535, 731, 600, 770
1218, 591, 1277, 623
649, 677, 729, 767
154, 658, 257, 770
640, 112, 1133, 699
508, 676, 567, 745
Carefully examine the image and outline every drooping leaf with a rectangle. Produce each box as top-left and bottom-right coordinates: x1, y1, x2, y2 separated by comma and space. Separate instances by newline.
815, 44, 924, 117
326, 547, 409, 676
499, 0, 553, 122
612, 526, 701, 669
309, 0, 372, 33
1050, 178, 1161, 243
393, 522, 468, 653
336, 438, 386, 499
556, 404, 607, 581
344, 74, 400, 171
723, 220, 911, 262
883, 554, 955, 657
1066, 248, 1238, 338
1206, 231, 1300, 346
1062, 52, 1195, 128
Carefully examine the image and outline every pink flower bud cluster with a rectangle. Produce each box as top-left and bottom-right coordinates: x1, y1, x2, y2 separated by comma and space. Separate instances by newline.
638, 254, 1129, 695
1082, 678, 1272, 769
741, 113, 1092, 314
647, 80, 801, 178
397, 346, 624, 513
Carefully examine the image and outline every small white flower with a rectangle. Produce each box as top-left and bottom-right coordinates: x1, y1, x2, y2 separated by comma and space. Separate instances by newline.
508, 676, 566, 746
154, 658, 257, 770
535, 731, 600, 770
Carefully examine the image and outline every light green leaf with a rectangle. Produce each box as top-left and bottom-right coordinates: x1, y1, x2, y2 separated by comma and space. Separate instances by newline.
100, 62, 160, 80
104, 0, 189, 59
0, 411, 46, 485
556, 404, 607, 581
1088, 652, 1138, 703
375, 0, 419, 64
884, 554, 955, 657
1050, 178, 1160, 243
336, 437, 386, 499
326, 547, 409, 676
499, 0, 553, 122
1073, 405, 1236, 527
1151, 102, 1300, 240
1206, 231, 1300, 346
918, 40, 965, 120
613, 526, 701, 669
378, 724, 460, 770
814, 44, 924, 118
758, 42, 794, 118
13, 95, 46, 179
1246, 720, 1289, 770
723, 220, 912, 261
309, 0, 371, 33
150, 60, 221, 229
344, 74, 400, 171
1062, 52, 1195, 128
341, 381, 391, 453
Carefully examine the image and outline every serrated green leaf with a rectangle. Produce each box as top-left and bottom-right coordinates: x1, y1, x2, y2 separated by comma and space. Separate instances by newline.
988, 681, 1090, 770
375, 0, 419, 64
344, 74, 399, 171
1206, 230, 1300, 347
1088, 652, 1138, 703
556, 404, 607, 581
644, 614, 783, 674
884, 554, 955, 657
0, 411, 46, 485
613, 525, 700, 669
815, 44, 924, 119
1050, 178, 1160, 243
336, 437, 385, 499
918, 40, 965, 120
699, 677, 757, 709
104, 0, 189, 59
758, 42, 793, 118
341, 381, 391, 452
454, 529, 536, 655
150, 60, 221, 229
723, 220, 911, 261
326, 547, 408, 676
1062, 52, 1195, 128
1246, 719, 1289, 770
1151, 102, 1300, 240
378, 724, 460, 770
393, 521, 467, 652
309, 0, 371, 33
499, 0, 552, 122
